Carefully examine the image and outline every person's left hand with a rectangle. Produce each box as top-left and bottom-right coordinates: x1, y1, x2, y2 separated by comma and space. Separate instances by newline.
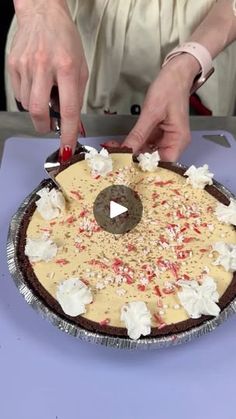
123, 55, 201, 161
105, 54, 200, 161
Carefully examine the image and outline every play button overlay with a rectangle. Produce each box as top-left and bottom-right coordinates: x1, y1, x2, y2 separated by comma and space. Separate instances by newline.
93, 185, 143, 234
110, 201, 128, 219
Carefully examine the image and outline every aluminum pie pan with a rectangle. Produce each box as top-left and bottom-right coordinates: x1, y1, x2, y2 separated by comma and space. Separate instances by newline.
6, 163, 236, 350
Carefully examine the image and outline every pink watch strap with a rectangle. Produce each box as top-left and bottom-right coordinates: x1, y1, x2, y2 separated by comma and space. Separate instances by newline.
162, 42, 214, 93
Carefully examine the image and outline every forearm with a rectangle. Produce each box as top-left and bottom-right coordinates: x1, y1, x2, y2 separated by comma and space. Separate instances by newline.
188, 0, 236, 58
13, 0, 69, 20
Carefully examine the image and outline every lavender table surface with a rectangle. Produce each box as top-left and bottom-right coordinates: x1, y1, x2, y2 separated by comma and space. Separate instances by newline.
0, 132, 236, 419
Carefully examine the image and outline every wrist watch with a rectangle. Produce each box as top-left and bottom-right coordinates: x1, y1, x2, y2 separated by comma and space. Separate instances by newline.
162, 42, 214, 94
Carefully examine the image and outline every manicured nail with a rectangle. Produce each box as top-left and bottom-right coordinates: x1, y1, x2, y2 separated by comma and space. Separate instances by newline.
100, 143, 107, 147
80, 122, 86, 137
59, 145, 72, 163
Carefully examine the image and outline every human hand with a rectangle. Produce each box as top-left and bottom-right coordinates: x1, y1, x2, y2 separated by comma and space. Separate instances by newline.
9, 0, 88, 152
121, 54, 200, 161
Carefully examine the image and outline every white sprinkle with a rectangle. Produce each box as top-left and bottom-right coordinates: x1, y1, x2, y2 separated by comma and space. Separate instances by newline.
139, 277, 149, 286
173, 304, 180, 310
163, 304, 169, 309
208, 224, 214, 232
96, 282, 105, 290
116, 288, 126, 297
159, 310, 165, 316
203, 266, 210, 274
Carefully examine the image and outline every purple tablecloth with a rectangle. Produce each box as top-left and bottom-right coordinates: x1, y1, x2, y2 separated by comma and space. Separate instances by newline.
0, 134, 236, 419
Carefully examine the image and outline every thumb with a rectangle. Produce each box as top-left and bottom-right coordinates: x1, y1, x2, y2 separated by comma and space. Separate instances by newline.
122, 110, 158, 153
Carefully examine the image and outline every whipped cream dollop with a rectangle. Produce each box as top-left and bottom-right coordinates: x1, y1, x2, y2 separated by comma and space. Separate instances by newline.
215, 199, 236, 226
137, 151, 160, 172
85, 148, 113, 177
177, 276, 220, 319
120, 301, 152, 340
212, 242, 236, 272
56, 278, 93, 317
25, 235, 58, 262
36, 187, 65, 220
184, 164, 214, 189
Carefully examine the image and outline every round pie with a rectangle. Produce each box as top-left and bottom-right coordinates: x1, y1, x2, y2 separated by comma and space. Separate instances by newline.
16, 149, 236, 340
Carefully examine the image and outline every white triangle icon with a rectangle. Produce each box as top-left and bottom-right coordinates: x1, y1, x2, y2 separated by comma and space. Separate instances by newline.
110, 201, 128, 219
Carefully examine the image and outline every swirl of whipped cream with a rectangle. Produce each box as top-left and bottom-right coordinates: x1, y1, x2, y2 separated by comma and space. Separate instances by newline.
85, 148, 113, 177
177, 276, 220, 319
36, 187, 65, 220
120, 301, 151, 340
56, 278, 93, 317
25, 235, 58, 262
137, 151, 160, 172
212, 242, 236, 272
215, 199, 236, 226
184, 164, 214, 189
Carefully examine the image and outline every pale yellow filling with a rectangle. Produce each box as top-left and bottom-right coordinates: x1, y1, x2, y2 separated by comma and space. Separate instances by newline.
26, 154, 236, 329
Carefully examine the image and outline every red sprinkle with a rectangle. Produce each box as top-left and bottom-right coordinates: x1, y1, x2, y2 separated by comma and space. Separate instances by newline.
126, 243, 137, 252
124, 274, 134, 284
138, 284, 146, 291
177, 250, 191, 260
66, 215, 77, 224
193, 227, 201, 235
55, 258, 69, 266
155, 180, 174, 187
99, 318, 110, 326
157, 297, 163, 308
162, 286, 175, 295
153, 285, 162, 297
189, 213, 200, 219
152, 192, 160, 200
171, 189, 181, 196
176, 210, 185, 219
168, 262, 180, 279
89, 259, 108, 269
75, 243, 86, 251
183, 237, 195, 243
79, 210, 89, 218
153, 313, 166, 329
70, 190, 83, 200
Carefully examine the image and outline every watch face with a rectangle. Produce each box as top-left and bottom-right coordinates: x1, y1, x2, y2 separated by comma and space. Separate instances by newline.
190, 68, 214, 95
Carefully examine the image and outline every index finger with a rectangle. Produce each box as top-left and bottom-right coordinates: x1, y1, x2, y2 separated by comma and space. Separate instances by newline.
122, 107, 160, 153
57, 72, 80, 150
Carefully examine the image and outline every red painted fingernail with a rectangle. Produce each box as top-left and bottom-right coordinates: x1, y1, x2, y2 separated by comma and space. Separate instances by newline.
59, 145, 72, 163
80, 122, 86, 137
100, 143, 107, 147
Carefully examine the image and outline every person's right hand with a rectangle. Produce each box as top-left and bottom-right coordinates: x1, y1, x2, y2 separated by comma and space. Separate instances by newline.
8, 0, 88, 153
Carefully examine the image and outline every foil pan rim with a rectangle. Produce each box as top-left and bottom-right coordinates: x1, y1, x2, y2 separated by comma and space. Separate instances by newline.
6, 164, 236, 350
